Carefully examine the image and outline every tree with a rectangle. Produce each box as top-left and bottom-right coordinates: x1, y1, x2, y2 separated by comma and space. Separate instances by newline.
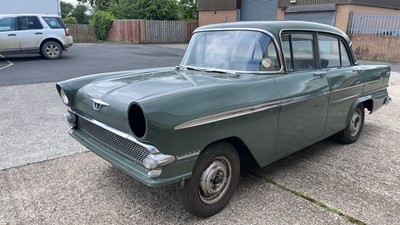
72, 4, 91, 24
63, 16, 78, 24
178, 0, 197, 20
107, 0, 179, 20
60, 1, 74, 18
77, 0, 118, 11
141, 0, 179, 20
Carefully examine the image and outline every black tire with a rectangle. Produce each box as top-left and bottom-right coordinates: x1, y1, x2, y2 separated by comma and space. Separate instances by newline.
176, 142, 240, 218
337, 104, 365, 144
41, 41, 62, 59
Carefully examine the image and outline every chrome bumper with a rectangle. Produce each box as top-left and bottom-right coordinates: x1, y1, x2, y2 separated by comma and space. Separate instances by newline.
384, 96, 392, 106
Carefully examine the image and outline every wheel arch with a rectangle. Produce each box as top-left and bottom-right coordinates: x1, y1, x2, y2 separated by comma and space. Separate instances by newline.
346, 96, 372, 125
40, 38, 64, 50
200, 137, 261, 170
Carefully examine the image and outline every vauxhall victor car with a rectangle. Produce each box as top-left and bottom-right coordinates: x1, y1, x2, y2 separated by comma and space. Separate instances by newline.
56, 21, 391, 217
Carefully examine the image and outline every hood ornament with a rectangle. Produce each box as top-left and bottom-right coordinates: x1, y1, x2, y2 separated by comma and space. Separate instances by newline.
91, 98, 109, 111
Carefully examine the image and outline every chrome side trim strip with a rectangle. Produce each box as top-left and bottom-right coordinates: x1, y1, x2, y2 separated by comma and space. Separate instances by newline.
174, 101, 281, 130
69, 109, 159, 153
176, 150, 201, 160
363, 80, 381, 86
331, 83, 363, 93
363, 86, 388, 93
281, 91, 330, 106
331, 93, 361, 105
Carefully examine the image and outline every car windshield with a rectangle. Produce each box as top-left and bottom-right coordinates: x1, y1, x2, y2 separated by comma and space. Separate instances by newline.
180, 30, 280, 73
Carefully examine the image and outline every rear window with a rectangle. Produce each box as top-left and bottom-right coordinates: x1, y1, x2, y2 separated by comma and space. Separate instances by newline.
42, 17, 65, 29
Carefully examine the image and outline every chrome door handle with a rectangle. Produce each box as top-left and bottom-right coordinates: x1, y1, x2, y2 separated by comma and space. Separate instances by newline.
35, 32, 43, 35
8, 34, 16, 36
353, 68, 363, 74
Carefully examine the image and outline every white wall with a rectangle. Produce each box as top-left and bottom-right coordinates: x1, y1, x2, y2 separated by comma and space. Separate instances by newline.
0, 0, 61, 15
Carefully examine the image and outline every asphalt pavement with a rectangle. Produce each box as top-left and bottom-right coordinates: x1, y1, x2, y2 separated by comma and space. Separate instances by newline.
1, 44, 399, 224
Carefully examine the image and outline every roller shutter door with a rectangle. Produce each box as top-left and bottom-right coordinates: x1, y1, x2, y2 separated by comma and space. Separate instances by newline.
284, 4, 337, 26
240, 0, 278, 21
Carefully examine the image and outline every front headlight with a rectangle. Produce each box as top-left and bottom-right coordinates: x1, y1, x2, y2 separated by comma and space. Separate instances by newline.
60, 89, 69, 105
128, 103, 147, 138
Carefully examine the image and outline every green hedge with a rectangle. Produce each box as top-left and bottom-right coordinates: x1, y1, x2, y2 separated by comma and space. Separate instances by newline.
92, 11, 115, 41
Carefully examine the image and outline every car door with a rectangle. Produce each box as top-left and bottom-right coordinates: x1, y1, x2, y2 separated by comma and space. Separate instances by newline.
16, 16, 44, 51
0, 17, 19, 52
274, 32, 330, 155
317, 34, 364, 136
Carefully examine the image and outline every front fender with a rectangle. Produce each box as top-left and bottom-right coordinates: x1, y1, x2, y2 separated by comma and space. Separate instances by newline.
56, 67, 175, 108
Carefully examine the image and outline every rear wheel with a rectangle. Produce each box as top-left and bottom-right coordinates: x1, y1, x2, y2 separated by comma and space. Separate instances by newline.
176, 142, 240, 218
337, 104, 365, 144
41, 41, 62, 59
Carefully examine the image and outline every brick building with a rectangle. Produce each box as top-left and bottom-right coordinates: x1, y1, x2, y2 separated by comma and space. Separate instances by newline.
198, 0, 400, 32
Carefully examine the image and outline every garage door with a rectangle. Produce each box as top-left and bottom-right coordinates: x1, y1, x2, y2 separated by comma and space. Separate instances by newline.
240, 0, 278, 21
284, 4, 337, 26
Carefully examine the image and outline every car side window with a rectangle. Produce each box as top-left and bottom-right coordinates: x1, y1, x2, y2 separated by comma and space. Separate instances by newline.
43, 17, 65, 29
318, 34, 351, 68
18, 16, 43, 30
0, 18, 16, 32
282, 33, 316, 71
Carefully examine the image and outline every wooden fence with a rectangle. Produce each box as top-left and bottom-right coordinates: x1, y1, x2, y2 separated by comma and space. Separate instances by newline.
107, 20, 145, 43
107, 20, 198, 44
66, 24, 97, 43
65, 20, 198, 44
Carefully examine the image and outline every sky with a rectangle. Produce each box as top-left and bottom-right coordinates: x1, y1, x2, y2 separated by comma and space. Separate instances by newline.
62, 0, 79, 6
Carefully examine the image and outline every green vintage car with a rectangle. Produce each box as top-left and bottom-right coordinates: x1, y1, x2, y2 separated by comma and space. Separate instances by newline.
56, 21, 391, 217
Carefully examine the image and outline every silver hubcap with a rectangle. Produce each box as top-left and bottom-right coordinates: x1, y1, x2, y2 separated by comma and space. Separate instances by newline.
199, 156, 232, 205
45, 44, 59, 57
350, 108, 362, 136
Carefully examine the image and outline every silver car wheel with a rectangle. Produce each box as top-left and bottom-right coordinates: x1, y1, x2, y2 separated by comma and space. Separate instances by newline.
350, 108, 362, 136
199, 156, 232, 205
41, 41, 62, 59
45, 44, 60, 57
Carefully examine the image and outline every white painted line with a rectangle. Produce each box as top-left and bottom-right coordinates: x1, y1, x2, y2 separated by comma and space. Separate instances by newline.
0, 54, 14, 70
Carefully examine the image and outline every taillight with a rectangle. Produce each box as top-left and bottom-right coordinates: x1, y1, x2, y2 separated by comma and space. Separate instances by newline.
64, 28, 71, 36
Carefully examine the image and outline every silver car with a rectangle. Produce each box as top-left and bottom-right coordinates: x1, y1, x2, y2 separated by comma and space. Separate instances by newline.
0, 14, 73, 59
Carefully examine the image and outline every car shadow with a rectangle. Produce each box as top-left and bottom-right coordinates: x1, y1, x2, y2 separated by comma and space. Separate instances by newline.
1, 54, 44, 62
1, 53, 75, 62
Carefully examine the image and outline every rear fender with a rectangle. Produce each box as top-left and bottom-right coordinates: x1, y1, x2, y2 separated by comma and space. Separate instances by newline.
346, 96, 371, 125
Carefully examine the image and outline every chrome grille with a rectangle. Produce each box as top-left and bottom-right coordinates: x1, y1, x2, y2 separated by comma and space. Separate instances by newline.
77, 117, 150, 164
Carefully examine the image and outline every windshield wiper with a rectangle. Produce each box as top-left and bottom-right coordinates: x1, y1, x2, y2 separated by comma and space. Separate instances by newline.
202, 68, 240, 77
177, 66, 240, 77
176, 66, 202, 72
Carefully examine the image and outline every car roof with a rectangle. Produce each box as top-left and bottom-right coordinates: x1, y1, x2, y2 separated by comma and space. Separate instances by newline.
0, 14, 60, 18
195, 21, 350, 43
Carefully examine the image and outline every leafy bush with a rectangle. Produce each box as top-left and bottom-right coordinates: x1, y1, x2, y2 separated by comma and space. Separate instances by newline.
107, 0, 179, 20
92, 11, 115, 41
63, 16, 78, 24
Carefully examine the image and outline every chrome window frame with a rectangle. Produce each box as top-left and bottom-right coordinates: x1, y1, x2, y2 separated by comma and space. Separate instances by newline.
180, 28, 285, 74
279, 28, 357, 71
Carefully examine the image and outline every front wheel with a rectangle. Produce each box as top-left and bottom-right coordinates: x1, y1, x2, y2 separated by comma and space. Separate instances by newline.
337, 104, 365, 144
41, 41, 62, 59
176, 142, 240, 218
